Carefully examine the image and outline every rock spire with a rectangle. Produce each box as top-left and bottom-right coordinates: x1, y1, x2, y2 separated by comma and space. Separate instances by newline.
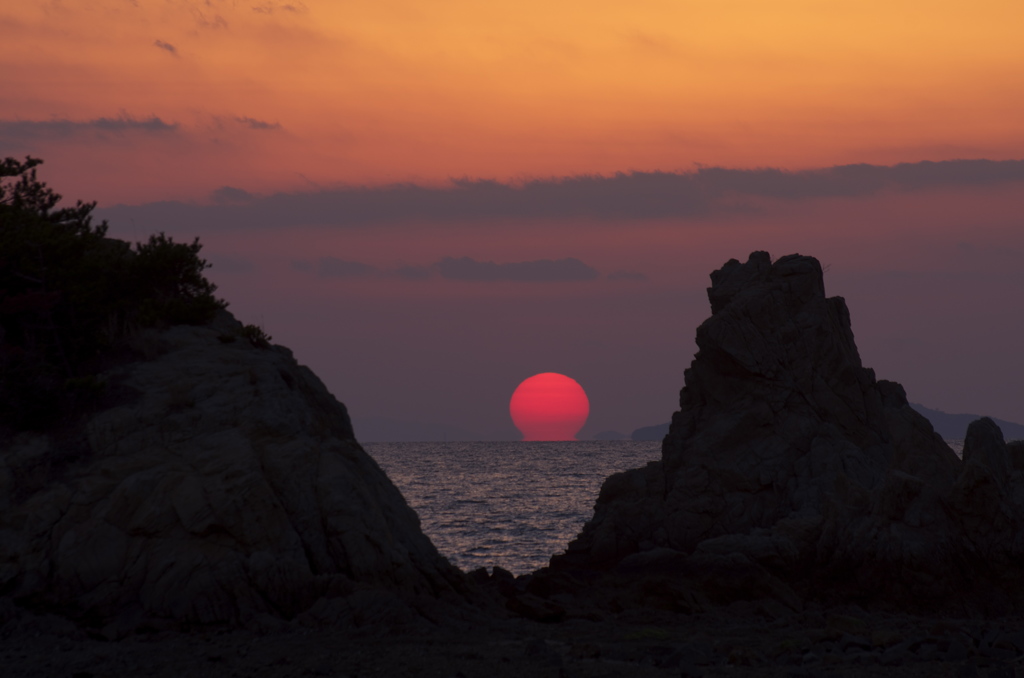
551, 252, 1024, 612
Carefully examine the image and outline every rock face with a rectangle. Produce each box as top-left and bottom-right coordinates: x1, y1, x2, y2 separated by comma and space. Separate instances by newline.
0, 311, 463, 632
552, 252, 1024, 612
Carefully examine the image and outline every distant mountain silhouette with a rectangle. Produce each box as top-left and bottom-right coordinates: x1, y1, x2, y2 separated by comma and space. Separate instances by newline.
910, 403, 1024, 441
631, 422, 670, 441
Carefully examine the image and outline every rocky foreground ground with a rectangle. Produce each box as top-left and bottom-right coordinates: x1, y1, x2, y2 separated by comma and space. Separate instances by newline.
3, 597, 1024, 677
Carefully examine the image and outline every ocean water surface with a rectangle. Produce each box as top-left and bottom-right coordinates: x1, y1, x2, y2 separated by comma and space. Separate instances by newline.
367, 438, 966, 576
366, 441, 660, 575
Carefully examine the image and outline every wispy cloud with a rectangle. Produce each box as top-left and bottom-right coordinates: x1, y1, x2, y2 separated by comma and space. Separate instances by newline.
315, 257, 378, 278
251, 2, 308, 14
98, 159, 1024, 232
206, 254, 254, 274
290, 256, 611, 283
234, 116, 281, 131
192, 9, 228, 30
436, 256, 600, 282
154, 40, 178, 56
394, 265, 431, 281
0, 115, 179, 145
292, 257, 386, 279
210, 186, 254, 205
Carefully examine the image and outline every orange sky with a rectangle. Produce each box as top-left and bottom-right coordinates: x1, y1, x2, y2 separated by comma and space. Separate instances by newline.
4, 1, 1024, 438
3, 0, 1024, 202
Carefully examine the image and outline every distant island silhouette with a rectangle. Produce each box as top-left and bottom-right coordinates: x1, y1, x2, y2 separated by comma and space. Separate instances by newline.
631, 404, 1024, 442
908, 402, 1024, 440
630, 421, 671, 440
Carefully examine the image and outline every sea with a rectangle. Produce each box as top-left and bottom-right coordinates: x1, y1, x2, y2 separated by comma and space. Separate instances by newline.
366, 441, 661, 576
366, 438, 967, 577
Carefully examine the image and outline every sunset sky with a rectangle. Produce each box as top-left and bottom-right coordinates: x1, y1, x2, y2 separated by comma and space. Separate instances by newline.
3, 0, 1023, 439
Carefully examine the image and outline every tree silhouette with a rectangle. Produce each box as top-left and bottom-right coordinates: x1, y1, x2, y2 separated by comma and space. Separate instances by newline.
1, 156, 225, 431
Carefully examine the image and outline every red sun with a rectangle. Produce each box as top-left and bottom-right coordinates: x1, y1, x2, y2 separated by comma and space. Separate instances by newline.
509, 372, 590, 441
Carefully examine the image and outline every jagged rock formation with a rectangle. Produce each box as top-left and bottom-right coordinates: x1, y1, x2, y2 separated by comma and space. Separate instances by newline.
0, 311, 464, 634
550, 252, 1024, 613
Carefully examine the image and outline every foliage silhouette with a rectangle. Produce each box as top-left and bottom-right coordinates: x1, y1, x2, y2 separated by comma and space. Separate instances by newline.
240, 323, 273, 348
1, 156, 225, 431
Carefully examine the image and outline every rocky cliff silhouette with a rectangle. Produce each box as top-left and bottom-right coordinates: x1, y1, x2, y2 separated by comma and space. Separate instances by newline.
546, 252, 1024, 614
0, 311, 464, 635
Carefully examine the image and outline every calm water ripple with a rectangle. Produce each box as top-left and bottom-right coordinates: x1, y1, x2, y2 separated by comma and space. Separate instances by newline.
366, 441, 661, 575
368, 438, 964, 576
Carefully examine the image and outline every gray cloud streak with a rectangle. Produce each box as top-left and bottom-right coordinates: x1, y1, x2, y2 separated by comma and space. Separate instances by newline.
289, 256, 609, 283
154, 40, 178, 55
252, 2, 308, 13
235, 116, 281, 130
315, 257, 379, 278
0, 115, 179, 145
96, 159, 1024, 232
436, 257, 600, 282
210, 186, 255, 205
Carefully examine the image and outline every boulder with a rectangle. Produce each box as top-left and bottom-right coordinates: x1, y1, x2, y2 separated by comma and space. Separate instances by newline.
0, 311, 463, 633
550, 252, 1024, 612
